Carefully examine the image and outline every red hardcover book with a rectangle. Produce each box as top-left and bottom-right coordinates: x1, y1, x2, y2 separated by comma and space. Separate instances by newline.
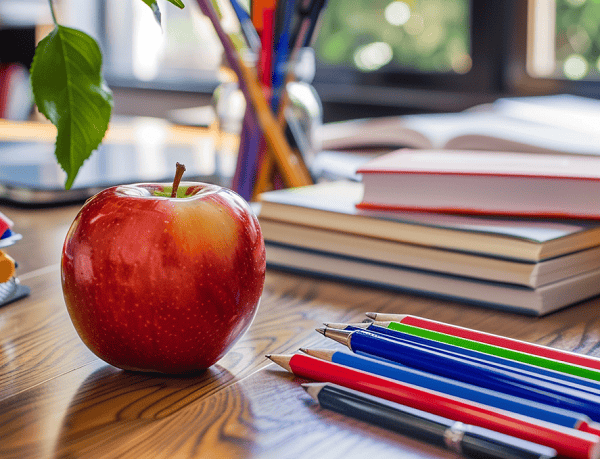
356, 149, 600, 219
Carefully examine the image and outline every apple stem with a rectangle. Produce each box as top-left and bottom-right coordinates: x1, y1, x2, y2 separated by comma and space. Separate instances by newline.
171, 162, 186, 198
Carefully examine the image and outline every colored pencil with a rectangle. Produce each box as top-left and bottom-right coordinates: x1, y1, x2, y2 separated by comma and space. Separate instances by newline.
288, 0, 327, 50
238, 59, 311, 188
196, 0, 311, 191
324, 321, 600, 395
229, 0, 262, 54
257, 0, 327, 191
269, 0, 295, 111
259, 7, 275, 86
365, 313, 600, 372
303, 382, 558, 459
251, 0, 276, 32
266, 353, 600, 459
318, 327, 600, 422
230, 106, 262, 201
384, 322, 600, 382
300, 348, 600, 436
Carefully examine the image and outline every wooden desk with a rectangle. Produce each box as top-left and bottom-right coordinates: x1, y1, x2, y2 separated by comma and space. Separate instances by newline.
2, 204, 600, 459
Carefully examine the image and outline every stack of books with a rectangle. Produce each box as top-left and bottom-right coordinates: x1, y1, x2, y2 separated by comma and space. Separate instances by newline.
257, 168, 600, 315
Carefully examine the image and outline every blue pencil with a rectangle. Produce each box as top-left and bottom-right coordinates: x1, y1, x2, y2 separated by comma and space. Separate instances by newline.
270, 0, 296, 111
229, 0, 261, 54
300, 348, 600, 436
325, 322, 600, 396
318, 327, 600, 423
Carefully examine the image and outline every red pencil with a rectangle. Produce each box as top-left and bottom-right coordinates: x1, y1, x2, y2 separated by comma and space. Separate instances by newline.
365, 313, 600, 371
259, 7, 275, 87
267, 353, 600, 459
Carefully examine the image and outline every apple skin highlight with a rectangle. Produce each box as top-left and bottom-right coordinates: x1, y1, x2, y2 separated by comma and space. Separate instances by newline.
61, 182, 266, 374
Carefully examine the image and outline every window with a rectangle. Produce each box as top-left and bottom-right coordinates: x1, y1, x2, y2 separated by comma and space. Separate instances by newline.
311, 1, 508, 117
95, 0, 600, 111
528, 0, 600, 81
315, 0, 471, 75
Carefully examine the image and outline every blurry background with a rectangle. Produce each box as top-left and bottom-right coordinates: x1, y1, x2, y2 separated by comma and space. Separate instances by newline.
3, 0, 600, 122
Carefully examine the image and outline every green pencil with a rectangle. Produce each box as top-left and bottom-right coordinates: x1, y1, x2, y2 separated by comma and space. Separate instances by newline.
325, 320, 600, 381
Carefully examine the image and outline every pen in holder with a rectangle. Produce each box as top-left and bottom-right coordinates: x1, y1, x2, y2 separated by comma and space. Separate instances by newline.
213, 55, 321, 201
196, 0, 321, 202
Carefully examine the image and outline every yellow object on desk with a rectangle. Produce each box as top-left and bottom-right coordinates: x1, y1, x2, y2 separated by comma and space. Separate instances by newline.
0, 251, 15, 283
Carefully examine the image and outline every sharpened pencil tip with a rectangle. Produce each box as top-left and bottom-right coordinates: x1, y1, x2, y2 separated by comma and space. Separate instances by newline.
324, 322, 351, 329
300, 349, 335, 361
301, 382, 323, 401
365, 312, 377, 319
265, 354, 272, 359
299, 348, 308, 353
316, 327, 326, 336
266, 354, 293, 372
319, 328, 352, 347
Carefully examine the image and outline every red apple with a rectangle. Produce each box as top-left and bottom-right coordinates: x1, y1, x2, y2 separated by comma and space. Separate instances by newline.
61, 174, 266, 374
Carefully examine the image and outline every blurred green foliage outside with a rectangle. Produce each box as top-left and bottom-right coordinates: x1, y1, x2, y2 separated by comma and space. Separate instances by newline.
313, 0, 471, 73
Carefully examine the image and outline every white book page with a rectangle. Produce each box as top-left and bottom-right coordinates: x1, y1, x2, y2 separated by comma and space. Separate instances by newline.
491, 94, 600, 135
401, 111, 600, 155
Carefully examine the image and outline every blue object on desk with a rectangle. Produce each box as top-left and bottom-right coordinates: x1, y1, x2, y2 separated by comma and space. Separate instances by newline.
339, 328, 600, 422
325, 349, 597, 431
343, 323, 600, 395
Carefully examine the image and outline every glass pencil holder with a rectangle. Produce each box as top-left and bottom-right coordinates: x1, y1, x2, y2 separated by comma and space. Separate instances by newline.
212, 50, 323, 200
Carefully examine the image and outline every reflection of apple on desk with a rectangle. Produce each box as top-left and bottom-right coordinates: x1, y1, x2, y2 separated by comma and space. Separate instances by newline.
61, 164, 266, 374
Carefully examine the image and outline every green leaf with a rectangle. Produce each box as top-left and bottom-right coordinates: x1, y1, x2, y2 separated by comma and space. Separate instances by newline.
140, 0, 185, 24
30, 25, 113, 189
165, 0, 185, 9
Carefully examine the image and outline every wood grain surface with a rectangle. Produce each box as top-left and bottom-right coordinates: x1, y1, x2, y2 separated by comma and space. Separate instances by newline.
2, 201, 600, 458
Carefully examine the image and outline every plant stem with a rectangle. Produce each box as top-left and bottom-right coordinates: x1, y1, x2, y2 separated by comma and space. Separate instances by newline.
171, 162, 186, 197
48, 0, 58, 25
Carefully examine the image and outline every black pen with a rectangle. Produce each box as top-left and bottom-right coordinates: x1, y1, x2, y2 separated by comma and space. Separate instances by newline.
289, 0, 327, 51
303, 382, 557, 459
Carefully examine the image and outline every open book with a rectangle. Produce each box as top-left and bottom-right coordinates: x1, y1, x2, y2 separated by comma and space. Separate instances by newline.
317, 94, 600, 156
